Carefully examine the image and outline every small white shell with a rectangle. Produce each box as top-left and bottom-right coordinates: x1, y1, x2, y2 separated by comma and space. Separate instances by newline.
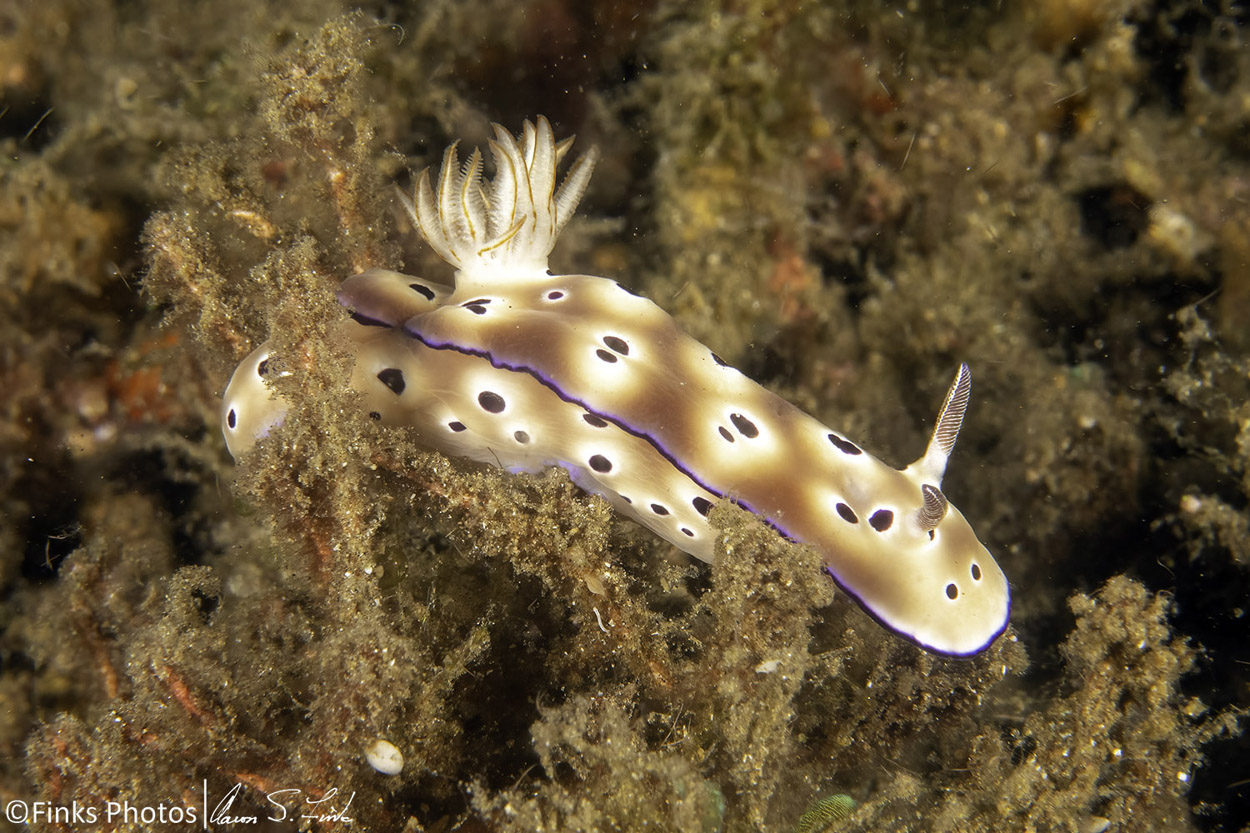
364, 738, 404, 776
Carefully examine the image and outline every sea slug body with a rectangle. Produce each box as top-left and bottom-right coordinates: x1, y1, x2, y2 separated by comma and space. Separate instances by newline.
221, 117, 1010, 656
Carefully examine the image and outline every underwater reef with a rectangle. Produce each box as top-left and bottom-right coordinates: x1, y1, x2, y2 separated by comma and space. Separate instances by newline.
0, 0, 1247, 831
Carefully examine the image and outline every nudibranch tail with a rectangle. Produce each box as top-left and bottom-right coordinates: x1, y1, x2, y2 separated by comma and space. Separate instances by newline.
222, 116, 1010, 657
221, 346, 290, 458
402, 116, 598, 279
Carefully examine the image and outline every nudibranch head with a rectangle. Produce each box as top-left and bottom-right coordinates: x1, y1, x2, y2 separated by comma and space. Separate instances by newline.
834, 363, 1008, 656
221, 345, 289, 458
831, 485, 1008, 657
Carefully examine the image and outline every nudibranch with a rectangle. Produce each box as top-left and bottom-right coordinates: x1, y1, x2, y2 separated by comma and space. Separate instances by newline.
222, 117, 1010, 656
